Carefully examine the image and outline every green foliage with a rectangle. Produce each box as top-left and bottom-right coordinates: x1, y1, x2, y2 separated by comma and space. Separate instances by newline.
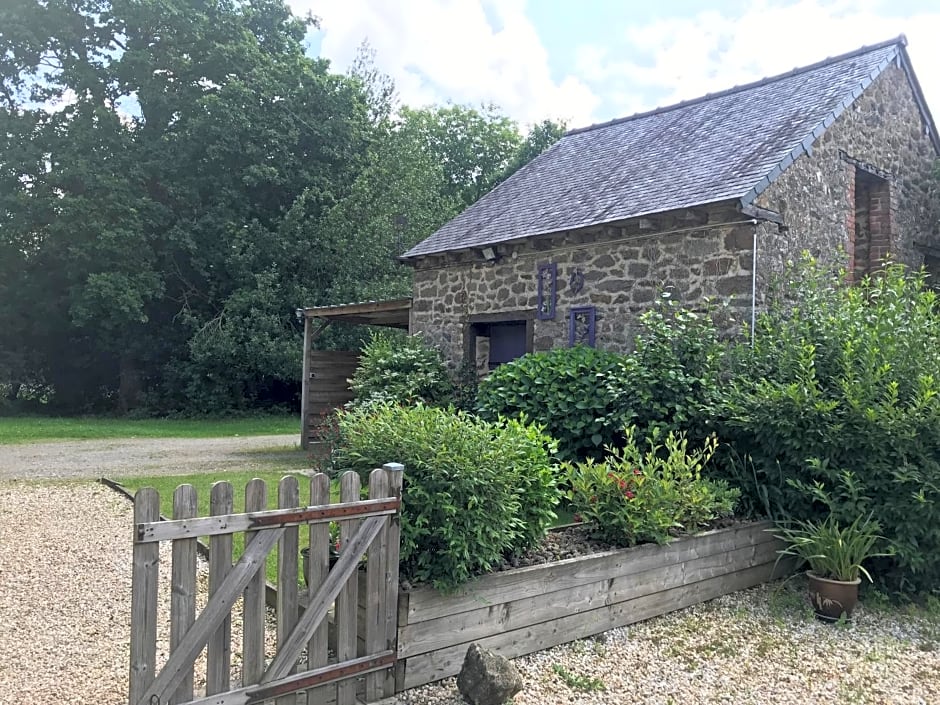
477, 300, 727, 462
720, 257, 940, 592
399, 104, 522, 208
565, 428, 738, 547
612, 296, 729, 443
773, 513, 889, 582
336, 402, 558, 591
552, 664, 606, 692
349, 332, 454, 407
477, 346, 628, 462
0, 2, 558, 416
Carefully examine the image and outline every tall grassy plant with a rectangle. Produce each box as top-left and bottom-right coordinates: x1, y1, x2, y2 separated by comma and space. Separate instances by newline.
772, 514, 889, 582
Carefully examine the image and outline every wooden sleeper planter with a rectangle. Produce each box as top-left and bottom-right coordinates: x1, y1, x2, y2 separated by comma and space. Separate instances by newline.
393, 521, 790, 690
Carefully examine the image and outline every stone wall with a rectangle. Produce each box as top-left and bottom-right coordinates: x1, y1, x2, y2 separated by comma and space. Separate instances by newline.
410, 205, 758, 366
753, 60, 939, 297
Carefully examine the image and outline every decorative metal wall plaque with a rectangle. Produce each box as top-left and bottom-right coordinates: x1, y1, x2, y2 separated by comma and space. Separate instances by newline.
568, 268, 585, 295
568, 306, 596, 347
536, 263, 557, 320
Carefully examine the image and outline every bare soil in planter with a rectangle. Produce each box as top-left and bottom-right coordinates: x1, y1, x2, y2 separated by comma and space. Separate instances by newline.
499, 516, 744, 570
401, 517, 746, 589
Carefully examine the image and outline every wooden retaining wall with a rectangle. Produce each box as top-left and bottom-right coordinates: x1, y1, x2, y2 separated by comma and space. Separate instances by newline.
395, 521, 787, 690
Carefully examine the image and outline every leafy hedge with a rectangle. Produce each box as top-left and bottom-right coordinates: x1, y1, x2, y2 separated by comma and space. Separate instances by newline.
336, 402, 558, 590
719, 260, 940, 592
348, 332, 454, 408
476, 298, 727, 462
476, 345, 629, 461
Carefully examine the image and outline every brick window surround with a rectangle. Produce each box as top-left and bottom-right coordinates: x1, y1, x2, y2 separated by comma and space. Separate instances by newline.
846, 164, 895, 281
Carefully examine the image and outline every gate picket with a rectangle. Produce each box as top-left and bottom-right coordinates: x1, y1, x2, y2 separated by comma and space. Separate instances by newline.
170, 485, 198, 704
207, 481, 234, 695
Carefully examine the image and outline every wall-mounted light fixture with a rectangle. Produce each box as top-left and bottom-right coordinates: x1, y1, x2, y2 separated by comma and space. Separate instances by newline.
481, 246, 498, 262
294, 308, 304, 323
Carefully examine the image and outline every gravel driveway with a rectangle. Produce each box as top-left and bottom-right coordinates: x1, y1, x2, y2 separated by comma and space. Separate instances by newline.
0, 434, 298, 480
3, 439, 940, 705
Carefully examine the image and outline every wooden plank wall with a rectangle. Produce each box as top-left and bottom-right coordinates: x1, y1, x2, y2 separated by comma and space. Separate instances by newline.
395, 522, 788, 690
304, 350, 360, 445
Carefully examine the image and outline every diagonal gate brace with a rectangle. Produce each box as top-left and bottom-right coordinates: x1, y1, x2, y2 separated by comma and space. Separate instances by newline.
262, 514, 387, 683
134, 526, 284, 705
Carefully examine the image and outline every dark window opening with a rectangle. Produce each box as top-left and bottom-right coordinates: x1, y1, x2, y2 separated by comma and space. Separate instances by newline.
465, 314, 533, 373
924, 254, 940, 292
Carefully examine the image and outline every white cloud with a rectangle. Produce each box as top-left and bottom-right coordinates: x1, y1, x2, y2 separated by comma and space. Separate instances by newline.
574, 0, 940, 122
291, 0, 599, 127
295, 0, 940, 130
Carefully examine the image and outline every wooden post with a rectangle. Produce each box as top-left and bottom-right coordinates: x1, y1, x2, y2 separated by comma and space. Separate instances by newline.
276, 476, 301, 705
129, 488, 160, 705
336, 471, 362, 705
382, 462, 404, 697
300, 312, 312, 449
207, 482, 234, 696
169, 485, 198, 705
242, 479, 268, 686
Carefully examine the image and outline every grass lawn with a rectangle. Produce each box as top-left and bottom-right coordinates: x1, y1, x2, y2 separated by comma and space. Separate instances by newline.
0, 414, 299, 444
116, 470, 341, 585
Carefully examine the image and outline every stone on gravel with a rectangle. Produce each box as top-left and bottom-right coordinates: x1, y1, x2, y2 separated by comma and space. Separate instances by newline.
456, 643, 523, 705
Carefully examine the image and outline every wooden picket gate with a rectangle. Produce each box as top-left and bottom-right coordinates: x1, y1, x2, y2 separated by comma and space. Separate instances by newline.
128, 464, 403, 705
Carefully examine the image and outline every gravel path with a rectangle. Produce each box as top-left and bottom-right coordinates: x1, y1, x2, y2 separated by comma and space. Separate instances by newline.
3, 456, 940, 704
0, 482, 278, 705
397, 584, 940, 705
0, 434, 298, 480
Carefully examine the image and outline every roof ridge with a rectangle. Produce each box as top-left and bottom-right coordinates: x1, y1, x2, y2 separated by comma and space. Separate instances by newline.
566, 35, 907, 137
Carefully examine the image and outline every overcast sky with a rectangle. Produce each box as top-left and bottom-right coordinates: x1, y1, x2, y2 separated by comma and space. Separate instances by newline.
296, 0, 940, 130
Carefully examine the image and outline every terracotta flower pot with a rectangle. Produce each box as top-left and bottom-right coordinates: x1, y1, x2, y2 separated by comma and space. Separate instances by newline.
807, 570, 861, 621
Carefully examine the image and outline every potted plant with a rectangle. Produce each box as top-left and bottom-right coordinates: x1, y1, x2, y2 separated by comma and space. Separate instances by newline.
773, 513, 889, 621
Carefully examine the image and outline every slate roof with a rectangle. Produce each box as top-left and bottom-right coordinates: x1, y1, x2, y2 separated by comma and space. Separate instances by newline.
403, 36, 938, 260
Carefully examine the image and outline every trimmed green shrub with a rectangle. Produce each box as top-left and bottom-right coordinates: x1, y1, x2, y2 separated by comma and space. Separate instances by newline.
477, 346, 628, 461
719, 258, 940, 592
336, 402, 558, 591
348, 332, 454, 407
565, 427, 738, 546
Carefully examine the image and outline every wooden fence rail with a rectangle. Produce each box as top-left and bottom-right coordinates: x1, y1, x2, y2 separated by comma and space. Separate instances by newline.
128, 465, 403, 705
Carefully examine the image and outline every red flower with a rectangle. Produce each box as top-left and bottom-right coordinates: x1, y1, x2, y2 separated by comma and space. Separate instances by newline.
625, 490, 635, 499
633, 468, 642, 476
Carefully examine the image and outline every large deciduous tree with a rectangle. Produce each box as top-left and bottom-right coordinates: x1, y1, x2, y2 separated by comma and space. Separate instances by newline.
0, 0, 371, 411
0, 0, 565, 414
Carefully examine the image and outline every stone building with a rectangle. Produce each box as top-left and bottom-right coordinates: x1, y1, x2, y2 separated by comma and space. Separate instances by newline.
400, 36, 940, 372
